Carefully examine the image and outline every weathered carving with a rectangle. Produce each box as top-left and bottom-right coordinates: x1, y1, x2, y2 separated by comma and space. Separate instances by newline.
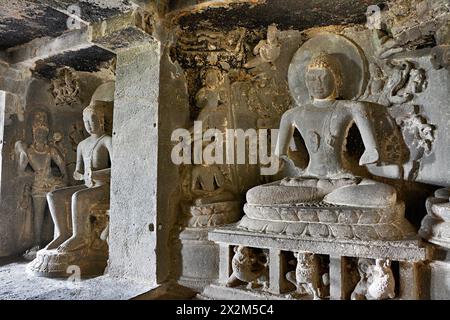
227, 246, 268, 290
244, 24, 281, 70
51, 68, 80, 107
238, 34, 414, 241
366, 59, 427, 107
175, 28, 248, 68
28, 82, 114, 277
365, 31, 433, 181
384, 0, 449, 48
286, 252, 329, 300
395, 110, 435, 181
15, 111, 67, 259
420, 188, 450, 248
184, 162, 240, 228
351, 258, 396, 300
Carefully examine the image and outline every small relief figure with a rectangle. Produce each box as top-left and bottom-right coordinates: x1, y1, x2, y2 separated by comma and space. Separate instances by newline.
244, 24, 281, 70
15, 111, 68, 259
191, 165, 234, 206
51, 67, 80, 107
286, 252, 328, 300
351, 258, 395, 300
195, 68, 231, 132
69, 121, 87, 152
227, 246, 269, 290
351, 258, 375, 300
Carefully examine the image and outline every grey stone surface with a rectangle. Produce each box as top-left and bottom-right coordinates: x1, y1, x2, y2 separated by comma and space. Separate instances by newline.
178, 228, 219, 290
429, 260, 450, 299
109, 43, 161, 285
0, 258, 153, 300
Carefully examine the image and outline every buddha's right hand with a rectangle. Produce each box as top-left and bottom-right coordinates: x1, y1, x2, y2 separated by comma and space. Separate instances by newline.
279, 155, 296, 172
73, 171, 84, 181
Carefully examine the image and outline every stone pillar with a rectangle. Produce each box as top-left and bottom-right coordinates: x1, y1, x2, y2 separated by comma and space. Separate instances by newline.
92, 9, 190, 286
329, 255, 355, 300
269, 249, 292, 294
218, 244, 233, 285
399, 261, 422, 300
109, 42, 161, 285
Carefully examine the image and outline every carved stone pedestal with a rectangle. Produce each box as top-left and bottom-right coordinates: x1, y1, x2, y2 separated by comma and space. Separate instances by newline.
178, 228, 219, 290
429, 255, 450, 299
179, 201, 241, 290
202, 225, 431, 300
240, 202, 415, 241
27, 204, 109, 278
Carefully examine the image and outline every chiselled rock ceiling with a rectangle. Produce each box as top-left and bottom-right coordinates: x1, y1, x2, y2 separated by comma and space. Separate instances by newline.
0, 0, 133, 49
169, 0, 381, 31
0, 0, 382, 50
0, 0, 382, 78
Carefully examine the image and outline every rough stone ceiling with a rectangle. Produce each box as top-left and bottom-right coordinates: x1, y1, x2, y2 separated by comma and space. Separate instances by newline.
0, 0, 132, 50
171, 0, 384, 31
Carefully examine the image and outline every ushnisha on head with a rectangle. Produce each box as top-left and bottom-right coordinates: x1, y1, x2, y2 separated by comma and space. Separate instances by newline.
82, 101, 105, 135
305, 52, 343, 101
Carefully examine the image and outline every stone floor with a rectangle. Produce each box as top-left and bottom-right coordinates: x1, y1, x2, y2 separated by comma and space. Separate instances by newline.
0, 257, 154, 300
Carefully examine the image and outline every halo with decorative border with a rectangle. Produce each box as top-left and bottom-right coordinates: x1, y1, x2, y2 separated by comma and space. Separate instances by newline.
288, 33, 368, 107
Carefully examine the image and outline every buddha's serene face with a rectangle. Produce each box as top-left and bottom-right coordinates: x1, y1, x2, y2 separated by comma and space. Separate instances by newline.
305, 67, 336, 100
83, 108, 103, 135
33, 127, 49, 144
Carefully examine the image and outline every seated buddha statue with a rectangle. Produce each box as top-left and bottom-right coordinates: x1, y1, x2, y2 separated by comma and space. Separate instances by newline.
238, 51, 414, 241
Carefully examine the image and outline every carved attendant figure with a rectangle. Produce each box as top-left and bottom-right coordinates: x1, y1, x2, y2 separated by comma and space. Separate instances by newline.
191, 165, 234, 206
15, 112, 67, 257
45, 101, 112, 252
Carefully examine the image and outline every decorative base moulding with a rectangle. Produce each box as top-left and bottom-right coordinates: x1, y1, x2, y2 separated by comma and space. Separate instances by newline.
240, 202, 415, 241
27, 247, 108, 278
178, 228, 220, 290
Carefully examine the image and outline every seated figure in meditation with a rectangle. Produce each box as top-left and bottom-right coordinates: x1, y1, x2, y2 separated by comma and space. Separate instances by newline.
45, 101, 112, 252
191, 164, 235, 206
247, 52, 396, 208
239, 51, 413, 240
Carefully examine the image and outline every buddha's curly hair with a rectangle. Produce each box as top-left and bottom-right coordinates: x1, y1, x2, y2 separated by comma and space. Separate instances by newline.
307, 52, 344, 97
